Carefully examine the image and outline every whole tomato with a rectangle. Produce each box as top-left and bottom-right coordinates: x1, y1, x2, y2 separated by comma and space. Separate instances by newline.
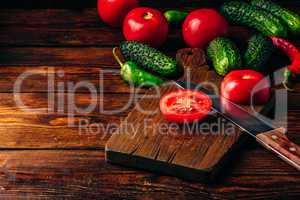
221, 70, 271, 105
97, 0, 139, 27
182, 9, 228, 48
123, 7, 169, 47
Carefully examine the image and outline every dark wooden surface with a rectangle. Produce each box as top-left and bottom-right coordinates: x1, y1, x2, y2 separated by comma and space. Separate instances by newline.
0, 0, 299, 199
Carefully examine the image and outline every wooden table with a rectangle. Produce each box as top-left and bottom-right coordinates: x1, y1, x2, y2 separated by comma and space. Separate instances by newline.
0, 0, 299, 199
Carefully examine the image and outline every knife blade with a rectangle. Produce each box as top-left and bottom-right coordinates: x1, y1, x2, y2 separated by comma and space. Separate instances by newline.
174, 80, 300, 171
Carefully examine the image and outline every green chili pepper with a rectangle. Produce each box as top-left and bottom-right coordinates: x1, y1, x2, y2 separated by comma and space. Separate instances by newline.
113, 48, 164, 88
164, 10, 189, 26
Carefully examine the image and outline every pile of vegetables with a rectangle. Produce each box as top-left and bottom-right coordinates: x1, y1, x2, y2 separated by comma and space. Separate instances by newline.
97, 0, 300, 122
112, 41, 182, 88
220, 0, 300, 91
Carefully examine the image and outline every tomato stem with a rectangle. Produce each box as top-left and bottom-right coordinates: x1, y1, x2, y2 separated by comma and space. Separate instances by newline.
143, 12, 153, 20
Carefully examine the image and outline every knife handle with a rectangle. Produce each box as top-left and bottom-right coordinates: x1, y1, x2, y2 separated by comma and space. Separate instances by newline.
256, 128, 300, 171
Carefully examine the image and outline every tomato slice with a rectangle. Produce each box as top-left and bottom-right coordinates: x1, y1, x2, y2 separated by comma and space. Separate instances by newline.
159, 90, 212, 123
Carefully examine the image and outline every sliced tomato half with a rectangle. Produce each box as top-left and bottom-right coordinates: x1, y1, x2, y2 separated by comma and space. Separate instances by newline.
159, 90, 212, 124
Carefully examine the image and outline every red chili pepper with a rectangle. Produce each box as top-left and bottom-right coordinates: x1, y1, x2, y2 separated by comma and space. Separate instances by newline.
289, 54, 300, 75
270, 36, 299, 60
270, 36, 300, 91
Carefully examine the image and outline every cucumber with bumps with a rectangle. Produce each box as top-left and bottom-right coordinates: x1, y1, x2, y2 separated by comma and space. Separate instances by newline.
244, 34, 274, 71
251, 0, 300, 35
220, 1, 288, 37
120, 41, 182, 78
207, 37, 242, 76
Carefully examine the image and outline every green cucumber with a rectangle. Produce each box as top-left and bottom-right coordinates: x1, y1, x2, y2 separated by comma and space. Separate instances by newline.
251, 0, 300, 35
220, 1, 288, 37
207, 37, 241, 76
244, 34, 274, 71
120, 41, 182, 78
113, 48, 164, 88
164, 10, 189, 26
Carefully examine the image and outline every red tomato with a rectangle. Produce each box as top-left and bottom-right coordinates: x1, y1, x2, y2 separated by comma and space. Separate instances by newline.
97, 0, 139, 27
221, 70, 271, 105
160, 90, 212, 124
182, 9, 228, 48
123, 7, 168, 47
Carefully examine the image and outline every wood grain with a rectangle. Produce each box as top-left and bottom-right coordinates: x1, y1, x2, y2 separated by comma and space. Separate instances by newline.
0, 66, 147, 94
0, 47, 116, 66
0, 0, 299, 9
0, 67, 298, 110
0, 150, 299, 200
0, 91, 297, 150
0, 8, 299, 48
0, 93, 135, 149
0, 93, 135, 114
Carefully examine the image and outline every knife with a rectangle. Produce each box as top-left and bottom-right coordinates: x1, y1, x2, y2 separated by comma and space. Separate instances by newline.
174, 80, 300, 171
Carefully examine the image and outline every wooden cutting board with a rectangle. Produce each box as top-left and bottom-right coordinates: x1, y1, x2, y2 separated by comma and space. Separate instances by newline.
105, 48, 272, 182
